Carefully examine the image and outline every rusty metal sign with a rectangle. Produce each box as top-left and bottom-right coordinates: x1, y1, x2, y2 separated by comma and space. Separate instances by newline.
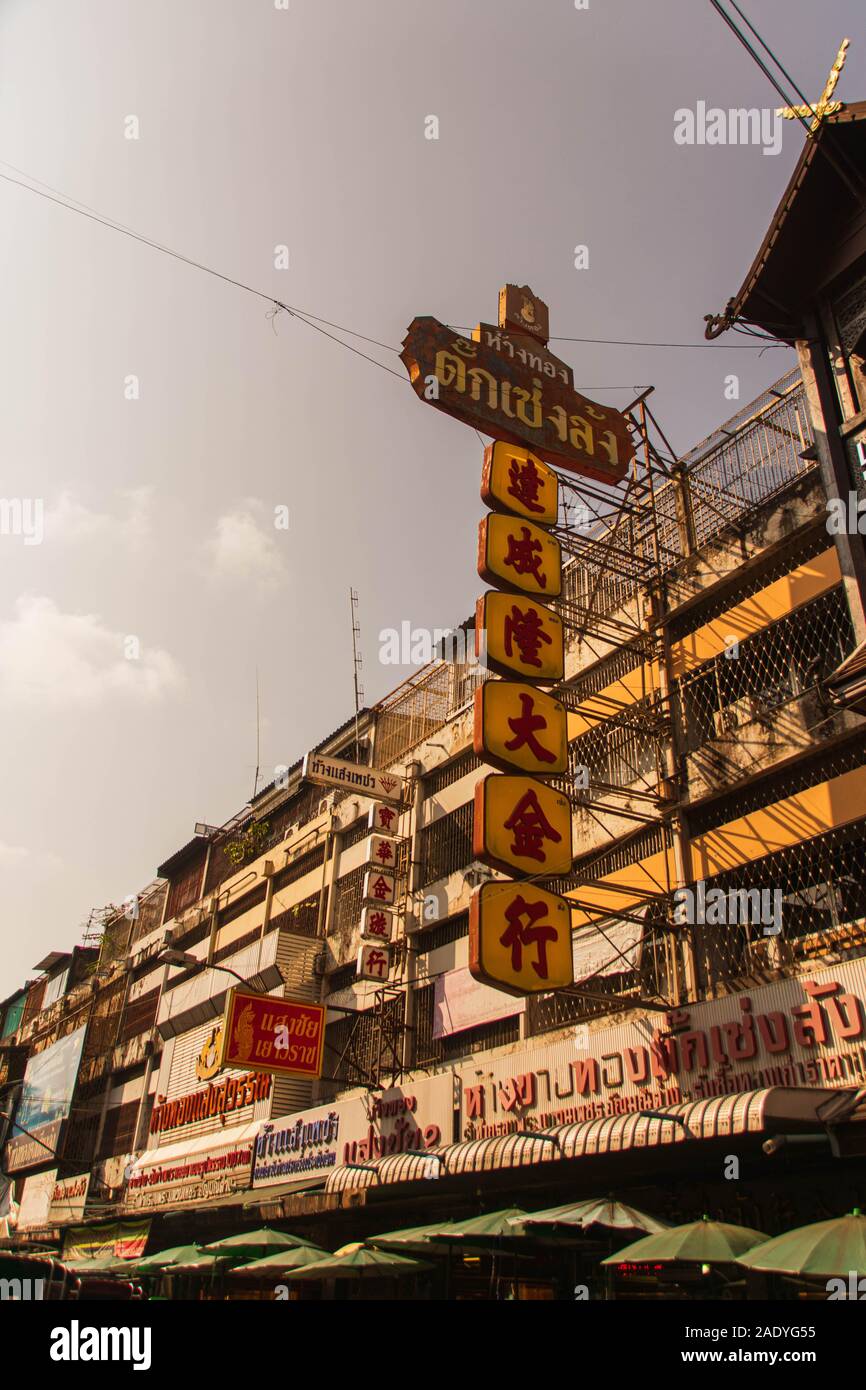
400, 315, 633, 482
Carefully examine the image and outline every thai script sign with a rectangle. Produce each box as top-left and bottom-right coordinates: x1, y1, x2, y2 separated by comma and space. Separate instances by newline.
400, 315, 632, 483
458, 959, 866, 1137
219, 989, 325, 1080
149, 1071, 272, 1135
125, 1140, 254, 1211
302, 753, 404, 804
49, 1172, 90, 1225
252, 1075, 454, 1188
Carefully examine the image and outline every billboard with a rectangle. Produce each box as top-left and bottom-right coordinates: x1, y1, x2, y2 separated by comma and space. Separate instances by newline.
5, 1025, 87, 1172
219, 989, 325, 1080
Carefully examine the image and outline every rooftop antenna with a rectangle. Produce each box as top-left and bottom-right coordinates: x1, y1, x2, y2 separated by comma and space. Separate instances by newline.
253, 666, 261, 799
350, 589, 365, 761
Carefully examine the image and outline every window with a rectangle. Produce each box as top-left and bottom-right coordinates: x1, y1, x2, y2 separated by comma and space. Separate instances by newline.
41, 968, 70, 1009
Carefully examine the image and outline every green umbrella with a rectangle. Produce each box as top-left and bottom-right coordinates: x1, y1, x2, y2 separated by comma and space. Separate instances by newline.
168, 1251, 244, 1274
367, 1219, 459, 1253
737, 1209, 866, 1278
431, 1208, 529, 1242
226, 1244, 329, 1276
601, 1216, 769, 1266
521, 1198, 670, 1236
133, 1243, 204, 1271
284, 1243, 434, 1281
202, 1227, 319, 1258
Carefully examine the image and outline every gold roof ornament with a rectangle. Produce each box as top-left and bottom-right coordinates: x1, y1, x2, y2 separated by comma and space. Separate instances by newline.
778, 38, 849, 131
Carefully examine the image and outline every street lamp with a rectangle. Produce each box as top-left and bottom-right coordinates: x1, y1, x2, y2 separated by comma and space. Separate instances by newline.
155, 949, 248, 987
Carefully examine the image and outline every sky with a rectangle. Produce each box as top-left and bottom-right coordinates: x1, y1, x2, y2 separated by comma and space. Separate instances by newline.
0, 0, 863, 996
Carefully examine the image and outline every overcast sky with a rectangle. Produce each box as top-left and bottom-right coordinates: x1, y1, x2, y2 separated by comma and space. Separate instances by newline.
0, 0, 862, 996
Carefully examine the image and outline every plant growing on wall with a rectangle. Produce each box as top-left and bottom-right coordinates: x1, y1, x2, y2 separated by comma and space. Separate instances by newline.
224, 821, 271, 866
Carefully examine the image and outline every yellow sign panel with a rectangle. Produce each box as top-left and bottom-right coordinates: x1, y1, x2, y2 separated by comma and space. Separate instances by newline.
478, 513, 562, 598
474, 681, 568, 775
476, 591, 564, 684
474, 772, 573, 878
469, 881, 573, 996
481, 441, 559, 527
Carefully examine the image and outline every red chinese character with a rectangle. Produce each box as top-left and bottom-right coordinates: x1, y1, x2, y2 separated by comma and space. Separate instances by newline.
499, 895, 558, 979
366, 911, 389, 938
376, 805, 396, 830
507, 457, 545, 515
503, 789, 563, 864
375, 839, 395, 865
503, 526, 547, 589
364, 948, 389, 979
370, 875, 392, 901
505, 692, 557, 765
503, 604, 552, 670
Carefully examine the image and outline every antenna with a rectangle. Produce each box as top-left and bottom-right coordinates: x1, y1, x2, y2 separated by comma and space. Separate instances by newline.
349, 589, 365, 761
253, 666, 261, 800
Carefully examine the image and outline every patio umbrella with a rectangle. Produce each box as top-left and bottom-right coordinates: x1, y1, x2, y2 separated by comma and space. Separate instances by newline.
431, 1208, 529, 1242
168, 1251, 245, 1274
226, 1244, 330, 1276
520, 1198, 670, 1236
737, 1209, 866, 1278
63, 1256, 134, 1274
603, 1217, 767, 1273
367, 1219, 459, 1253
284, 1243, 434, 1281
132, 1243, 204, 1272
202, 1227, 319, 1258
601, 1216, 768, 1266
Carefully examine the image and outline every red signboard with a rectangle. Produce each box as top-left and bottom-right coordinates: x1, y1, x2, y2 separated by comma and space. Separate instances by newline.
219, 988, 326, 1080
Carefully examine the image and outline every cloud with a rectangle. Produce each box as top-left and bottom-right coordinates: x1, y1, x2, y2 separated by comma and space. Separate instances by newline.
42, 488, 153, 546
0, 595, 184, 709
205, 501, 286, 588
0, 841, 28, 864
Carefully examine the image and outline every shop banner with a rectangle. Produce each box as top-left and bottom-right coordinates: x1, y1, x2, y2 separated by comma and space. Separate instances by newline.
125, 1130, 256, 1212
48, 1172, 90, 1225
433, 968, 525, 1039
62, 1220, 151, 1263
6, 1025, 87, 1171
458, 956, 866, 1137
253, 1073, 455, 1189
17, 1169, 57, 1231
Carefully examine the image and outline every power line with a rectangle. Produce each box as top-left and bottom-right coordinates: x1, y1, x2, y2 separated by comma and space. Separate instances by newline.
1, 161, 788, 379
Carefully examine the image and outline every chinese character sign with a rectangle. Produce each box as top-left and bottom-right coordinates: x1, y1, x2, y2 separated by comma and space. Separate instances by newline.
368, 802, 400, 835
473, 773, 573, 878
363, 870, 396, 905
477, 514, 562, 598
360, 906, 394, 942
481, 442, 559, 528
469, 881, 573, 995
357, 943, 391, 982
477, 591, 564, 684
474, 681, 568, 776
367, 834, 399, 870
